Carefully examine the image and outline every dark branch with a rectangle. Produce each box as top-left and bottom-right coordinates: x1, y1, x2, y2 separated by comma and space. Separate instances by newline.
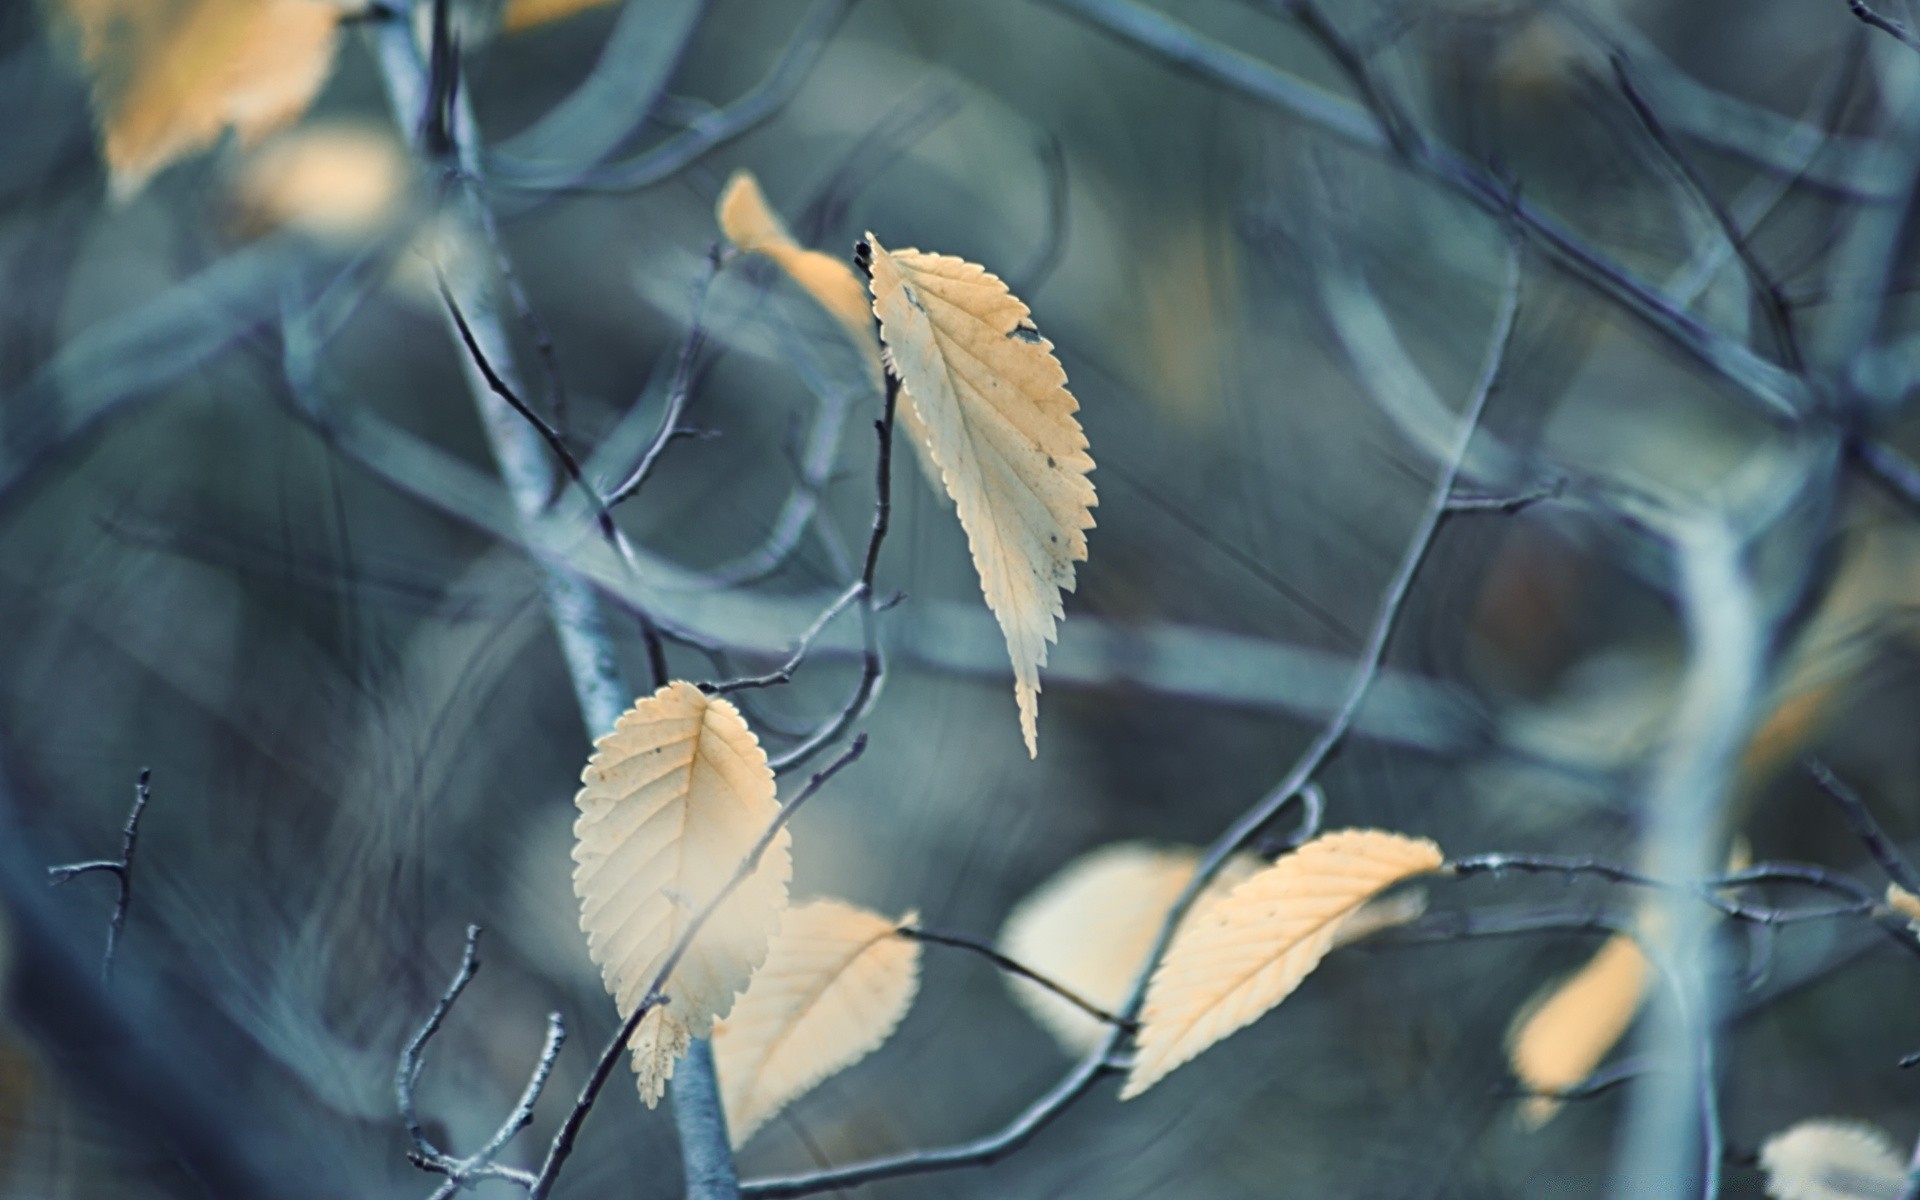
1610, 55, 1805, 374
47, 767, 153, 984
397, 926, 566, 1196
1846, 0, 1920, 51
898, 926, 1132, 1030
436, 277, 615, 542
1805, 759, 1920, 895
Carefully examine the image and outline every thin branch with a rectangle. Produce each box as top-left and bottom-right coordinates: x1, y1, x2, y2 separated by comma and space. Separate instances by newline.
1271, 0, 1425, 157
48, 767, 153, 984
467, 194, 573, 434
1443, 480, 1566, 514
1035, 0, 1808, 421
1854, 439, 1920, 509
1846, 0, 1920, 51
768, 364, 899, 775
398, 926, 567, 1196
609, 248, 723, 507
437, 277, 615, 542
706, 583, 864, 695
1610, 55, 1805, 374
1448, 853, 1904, 932
897, 926, 1132, 1030
399, 925, 481, 1164
1805, 758, 1920, 895
1519, 1057, 1655, 1104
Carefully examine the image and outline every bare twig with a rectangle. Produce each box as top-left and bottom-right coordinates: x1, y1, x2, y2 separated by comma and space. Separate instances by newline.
897, 926, 1132, 1030
1610, 56, 1805, 373
1846, 0, 1920, 51
398, 926, 566, 1197
609, 247, 723, 507
1448, 853, 1912, 937
1805, 758, 1920, 896
436, 277, 614, 540
767, 358, 900, 775
1036, 0, 1808, 421
48, 767, 153, 984
1444, 480, 1566, 514
1271, 0, 1425, 157
706, 582, 864, 696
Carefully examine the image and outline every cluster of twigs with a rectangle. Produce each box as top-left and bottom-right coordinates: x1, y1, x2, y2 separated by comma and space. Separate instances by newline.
17, 0, 1920, 1198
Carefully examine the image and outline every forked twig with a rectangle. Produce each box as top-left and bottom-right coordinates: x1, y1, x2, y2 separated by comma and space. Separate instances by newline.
48, 767, 154, 984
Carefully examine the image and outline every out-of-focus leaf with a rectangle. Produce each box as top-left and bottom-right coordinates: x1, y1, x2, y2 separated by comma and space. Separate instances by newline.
1760, 1119, 1904, 1200
501, 0, 617, 32
713, 899, 919, 1146
52, 0, 343, 200
573, 682, 791, 1106
866, 233, 1098, 756
1506, 932, 1649, 1127
1886, 885, 1920, 934
228, 123, 409, 244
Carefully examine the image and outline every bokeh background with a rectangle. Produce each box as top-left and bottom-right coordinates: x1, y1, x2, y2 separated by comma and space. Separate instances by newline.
3, 0, 1920, 1196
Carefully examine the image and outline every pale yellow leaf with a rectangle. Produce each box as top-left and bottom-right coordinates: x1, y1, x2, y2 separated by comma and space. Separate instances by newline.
865, 233, 1097, 756
1506, 931, 1649, 1126
997, 843, 1259, 1057
573, 681, 792, 1106
228, 122, 409, 244
501, 0, 617, 32
1887, 884, 1920, 934
712, 899, 920, 1146
1760, 1119, 1905, 1200
1124, 829, 1443, 1099
55, 0, 343, 200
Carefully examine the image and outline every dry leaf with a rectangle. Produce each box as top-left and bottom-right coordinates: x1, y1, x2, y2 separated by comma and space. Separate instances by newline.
998, 843, 1260, 1057
229, 123, 409, 244
1887, 884, 1920, 934
1760, 1119, 1905, 1200
55, 0, 343, 200
712, 898, 920, 1145
1124, 829, 1443, 1099
573, 681, 792, 1106
713, 173, 948, 498
720, 172, 875, 354
865, 233, 1097, 756
501, 0, 617, 32
1506, 931, 1649, 1126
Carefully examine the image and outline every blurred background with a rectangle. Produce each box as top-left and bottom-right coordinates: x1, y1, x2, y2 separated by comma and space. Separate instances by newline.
2, 0, 1920, 1195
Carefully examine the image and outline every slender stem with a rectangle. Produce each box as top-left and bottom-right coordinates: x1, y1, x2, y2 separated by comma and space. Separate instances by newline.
768, 371, 899, 774
1847, 0, 1920, 51
1610, 56, 1804, 374
1805, 759, 1920, 895
47, 766, 153, 984
437, 276, 614, 540
898, 926, 1131, 1029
